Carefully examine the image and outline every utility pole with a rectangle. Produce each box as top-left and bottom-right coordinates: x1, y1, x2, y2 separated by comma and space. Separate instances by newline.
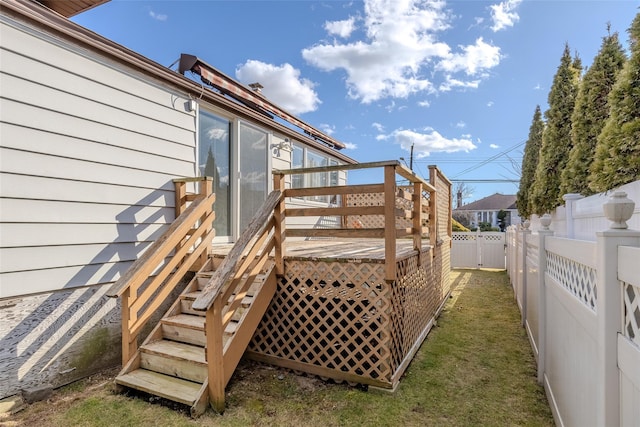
409, 143, 414, 171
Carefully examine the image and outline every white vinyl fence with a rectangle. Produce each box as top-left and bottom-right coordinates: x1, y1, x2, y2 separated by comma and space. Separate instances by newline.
506, 186, 640, 427
451, 231, 505, 269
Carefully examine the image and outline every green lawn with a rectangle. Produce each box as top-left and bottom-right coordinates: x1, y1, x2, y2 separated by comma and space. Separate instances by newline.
5, 269, 553, 427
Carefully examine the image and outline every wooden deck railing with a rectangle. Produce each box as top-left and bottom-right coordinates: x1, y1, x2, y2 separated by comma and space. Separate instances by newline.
106, 178, 215, 365
275, 160, 435, 281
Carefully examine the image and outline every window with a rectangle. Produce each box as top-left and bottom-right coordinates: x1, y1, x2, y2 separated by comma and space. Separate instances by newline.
238, 122, 268, 231
290, 143, 340, 203
198, 110, 231, 238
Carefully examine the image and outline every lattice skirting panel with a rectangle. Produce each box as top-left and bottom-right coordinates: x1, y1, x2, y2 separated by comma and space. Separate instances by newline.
246, 245, 450, 389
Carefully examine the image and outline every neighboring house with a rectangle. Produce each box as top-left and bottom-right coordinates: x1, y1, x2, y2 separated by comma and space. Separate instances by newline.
454, 193, 522, 230
0, 0, 355, 400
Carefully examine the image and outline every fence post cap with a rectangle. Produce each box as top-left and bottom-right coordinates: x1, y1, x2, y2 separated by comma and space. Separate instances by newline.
540, 214, 552, 230
562, 193, 584, 202
522, 220, 530, 230
603, 191, 635, 229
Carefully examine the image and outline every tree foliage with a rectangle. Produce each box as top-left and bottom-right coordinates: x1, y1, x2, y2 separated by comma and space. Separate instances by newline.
530, 44, 582, 214
516, 105, 544, 219
561, 28, 626, 196
590, 12, 640, 192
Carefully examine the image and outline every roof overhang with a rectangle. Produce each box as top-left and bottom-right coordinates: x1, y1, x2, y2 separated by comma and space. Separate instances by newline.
179, 54, 346, 150
37, 0, 109, 17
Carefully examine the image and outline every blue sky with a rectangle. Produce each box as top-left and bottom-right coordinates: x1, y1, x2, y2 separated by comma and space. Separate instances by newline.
73, 0, 638, 202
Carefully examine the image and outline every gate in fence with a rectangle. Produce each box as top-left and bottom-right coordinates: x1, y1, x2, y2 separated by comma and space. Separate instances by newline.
451, 231, 506, 269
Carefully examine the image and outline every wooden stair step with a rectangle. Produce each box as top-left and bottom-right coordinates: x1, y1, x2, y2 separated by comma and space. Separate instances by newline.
180, 292, 205, 316
225, 319, 239, 335
140, 340, 207, 383
163, 313, 205, 329
161, 314, 206, 346
115, 369, 201, 406
142, 340, 206, 363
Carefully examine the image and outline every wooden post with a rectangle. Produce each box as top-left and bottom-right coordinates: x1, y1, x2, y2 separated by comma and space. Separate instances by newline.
120, 288, 136, 366
412, 182, 422, 253
384, 165, 396, 282
273, 172, 285, 276
174, 180, 187, 217
206, 298, 225, 413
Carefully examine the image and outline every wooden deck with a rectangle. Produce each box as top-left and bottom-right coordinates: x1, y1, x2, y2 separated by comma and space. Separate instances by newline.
211, 239, 430, 264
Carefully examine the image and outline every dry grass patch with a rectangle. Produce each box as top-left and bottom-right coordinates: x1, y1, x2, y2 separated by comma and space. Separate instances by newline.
3, 269, 553, 427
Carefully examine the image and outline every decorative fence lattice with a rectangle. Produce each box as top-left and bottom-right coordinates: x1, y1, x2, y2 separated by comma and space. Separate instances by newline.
546, 252, 597, 311
343, 188, 429, 232
623, 282, 640, 346
247, 245, 448, 388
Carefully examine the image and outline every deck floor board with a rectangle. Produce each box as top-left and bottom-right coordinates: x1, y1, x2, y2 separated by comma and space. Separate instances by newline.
211, 239, 429, 263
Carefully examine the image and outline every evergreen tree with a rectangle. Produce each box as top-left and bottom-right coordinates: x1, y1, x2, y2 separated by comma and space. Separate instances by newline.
530, 44, 582, 214
561, 28, 626, 196
516, 105, 544, 219
590, 12, 640, 192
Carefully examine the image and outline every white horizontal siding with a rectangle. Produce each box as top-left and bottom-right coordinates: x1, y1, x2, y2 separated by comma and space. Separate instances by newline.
0, 199, 174, 224
0, 21, 193, 125
0, 17, 197, 297
1, 223, 165, 247
1, 72, 192, 144
0, 173, 175, 206
1, 243, 153, 273
0, 261, 132, 297
1, 99, 194, 162
0, 147, 182, 190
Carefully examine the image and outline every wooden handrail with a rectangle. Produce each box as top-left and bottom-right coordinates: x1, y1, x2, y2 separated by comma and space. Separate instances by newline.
106, 192, 215, 298
275, 160, 435, 192
108, 178, 215, 365
192, 190, 283, 311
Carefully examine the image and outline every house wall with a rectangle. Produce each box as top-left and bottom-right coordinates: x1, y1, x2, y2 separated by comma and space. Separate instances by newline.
0, 14, 198, 399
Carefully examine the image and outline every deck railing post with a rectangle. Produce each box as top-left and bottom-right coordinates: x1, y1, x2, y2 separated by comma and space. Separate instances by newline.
384, 165, 396, 281
273, 172, 285, 276
121, 288, 136, 366
413, 182, 422, 254
206, 298, 225, 413
428, 168, 437, 248
174, 180, 187, 217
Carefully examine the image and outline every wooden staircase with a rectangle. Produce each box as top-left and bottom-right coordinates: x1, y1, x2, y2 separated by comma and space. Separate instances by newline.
115, 256, 277, 416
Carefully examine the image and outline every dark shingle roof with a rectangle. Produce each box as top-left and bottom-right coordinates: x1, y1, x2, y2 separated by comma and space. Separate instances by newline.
456, 193, 517, 211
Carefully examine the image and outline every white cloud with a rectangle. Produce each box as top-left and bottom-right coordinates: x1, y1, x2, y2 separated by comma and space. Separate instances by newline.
439, 76, 480, 92
302, 0, 504, 103
319, 123, 336, 135
343, 142, 358, 150
303, 0, 451, 103
325, 17, 357, 38
437, 37, 501, 76
149, 10, 167, 21
490, 143, 500, 149
418, 100, 430, 107
372, 122, 385, 132
456, 121, 466, 128
487, 101, 494, 107
235, 60, 321, 115
490, 0, 522, 32
533, 83, 541, 90
378, 128, 477, 156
